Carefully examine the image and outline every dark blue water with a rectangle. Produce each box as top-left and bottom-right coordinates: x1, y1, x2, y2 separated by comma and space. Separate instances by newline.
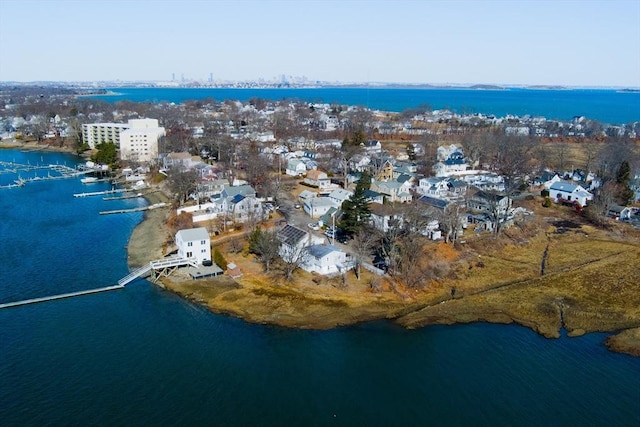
1, 149, 639, 426
89, 87, 640, 124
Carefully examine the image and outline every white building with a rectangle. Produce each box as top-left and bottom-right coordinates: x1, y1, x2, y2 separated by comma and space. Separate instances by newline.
301, 244, 353, 275
175, 227, 211, 265
82, 118, 165, 163
82, 122, 129, 149
549, 181, 593, 207
119, 119, 165, 163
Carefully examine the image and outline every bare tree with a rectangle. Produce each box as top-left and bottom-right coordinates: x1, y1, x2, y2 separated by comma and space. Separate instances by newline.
167, 168, 198, 204
249, 228, 281, 273
278, 243, 310, 282
351, 227, 377, 280
438, 202, 466, 244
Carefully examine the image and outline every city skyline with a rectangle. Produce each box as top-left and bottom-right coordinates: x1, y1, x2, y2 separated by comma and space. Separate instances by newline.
1, 0, 639, 88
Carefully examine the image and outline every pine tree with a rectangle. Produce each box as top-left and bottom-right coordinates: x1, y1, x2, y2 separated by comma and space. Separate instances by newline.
339, 171, 371, 237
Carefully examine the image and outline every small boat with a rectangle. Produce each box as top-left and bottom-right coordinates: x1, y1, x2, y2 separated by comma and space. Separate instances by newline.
81, 177, 99, 184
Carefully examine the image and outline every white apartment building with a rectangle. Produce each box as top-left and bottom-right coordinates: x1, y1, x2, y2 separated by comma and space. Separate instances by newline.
82, 118, 165, 163
119, 119, 165, 163
82, 122, 129, 148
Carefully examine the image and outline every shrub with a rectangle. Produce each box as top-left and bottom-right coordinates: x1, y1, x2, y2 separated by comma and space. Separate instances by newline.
542, 197, 552, 208
213, 248, 228, 270
525, 195, 535, 201
541, 189, 550, 198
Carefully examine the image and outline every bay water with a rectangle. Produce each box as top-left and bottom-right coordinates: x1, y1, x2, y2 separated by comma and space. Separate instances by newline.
1, 149, 639, 425
90, 87, 640, 124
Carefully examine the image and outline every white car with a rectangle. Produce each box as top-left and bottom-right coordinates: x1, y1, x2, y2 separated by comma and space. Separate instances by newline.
307, 223, 320, 231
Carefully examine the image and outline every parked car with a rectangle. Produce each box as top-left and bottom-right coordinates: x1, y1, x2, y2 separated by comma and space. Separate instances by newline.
294, 203, 301, 209
325, 227, 337, 238
307, 222, 320, 231
202, 259, 213, 266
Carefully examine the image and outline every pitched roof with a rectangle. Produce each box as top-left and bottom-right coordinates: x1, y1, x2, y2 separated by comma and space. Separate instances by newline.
550, 181, 580, 193
176, 227, 209, 242
418, 196, 449, 210
306, 244, 341, 259
277, 224, 308, 246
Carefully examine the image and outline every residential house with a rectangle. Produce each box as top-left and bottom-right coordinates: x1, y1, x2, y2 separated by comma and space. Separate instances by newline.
371, 180, 413, 203
368, 203, 401, 232
418, 177, 449, 198
328, 188, 354, 206
433, 153, 469, 177
349, 153, 371, 172
300, 244, 353, 275
363, 189, 384, 204
304, 197, 339, 218
607, 205, 632, 221
467, 190, 512, 216
375, 159, 394, 182
304, 170, 331, 189
277, 224, 324, 262
363, 139, 382, 154
176, 227, 211, 265
226, 194, 264, 222
286, 158, 307, 176
549, 181, 593, 207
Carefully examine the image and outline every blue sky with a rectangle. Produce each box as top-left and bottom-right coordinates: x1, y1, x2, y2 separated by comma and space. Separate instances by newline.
1, 0, 639, 87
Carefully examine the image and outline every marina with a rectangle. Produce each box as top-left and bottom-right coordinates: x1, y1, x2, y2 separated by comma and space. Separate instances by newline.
0, 160, 107, 189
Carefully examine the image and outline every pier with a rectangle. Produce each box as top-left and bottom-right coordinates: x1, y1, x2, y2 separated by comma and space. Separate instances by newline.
99, 202, 167, 215
0, 285, 124, 309
0, 256, 196, 309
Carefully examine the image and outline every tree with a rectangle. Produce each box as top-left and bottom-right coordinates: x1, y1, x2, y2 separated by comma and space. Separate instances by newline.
339, 171, 371, 237
438, 202, 465, 244
91, 142, 118, 165
167, 168, 198, 204
278, 243, 309, 282
248, 227, 281, 273
351, 227, 377, 280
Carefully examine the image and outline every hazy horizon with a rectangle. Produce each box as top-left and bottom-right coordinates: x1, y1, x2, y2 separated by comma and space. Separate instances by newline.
1, 0, 639, 88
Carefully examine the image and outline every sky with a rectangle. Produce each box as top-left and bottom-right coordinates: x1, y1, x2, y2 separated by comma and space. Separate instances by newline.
0, 0, 639, 87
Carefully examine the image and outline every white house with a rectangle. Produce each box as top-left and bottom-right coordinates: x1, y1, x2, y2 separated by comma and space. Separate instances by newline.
304, 197, 339, 218
304, 170, 331, 189
328, 188, 353, 206
301, 244, 353, 275
286, 158, 307, 176
277, 224, 324, 263
549, 181, 593, 207
176, 227, 211, 264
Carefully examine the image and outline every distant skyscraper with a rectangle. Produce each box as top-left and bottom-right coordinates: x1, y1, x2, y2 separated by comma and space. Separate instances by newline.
209, 73, 213, 83
172, 73, 175, 81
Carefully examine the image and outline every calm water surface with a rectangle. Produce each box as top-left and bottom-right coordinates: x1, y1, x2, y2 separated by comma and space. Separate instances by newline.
90, 87, 640, 124
1, 150, 639, 426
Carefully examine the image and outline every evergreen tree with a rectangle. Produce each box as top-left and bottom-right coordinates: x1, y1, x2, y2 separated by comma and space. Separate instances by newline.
339, 171, 371, 237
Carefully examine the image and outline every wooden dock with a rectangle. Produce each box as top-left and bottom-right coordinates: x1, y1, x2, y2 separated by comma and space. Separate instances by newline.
0, 285, 124, 309
74, 188, 130, 198
99, 202, 167, 215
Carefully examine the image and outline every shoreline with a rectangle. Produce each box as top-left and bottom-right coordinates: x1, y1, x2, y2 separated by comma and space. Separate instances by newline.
125, 193, 640, 357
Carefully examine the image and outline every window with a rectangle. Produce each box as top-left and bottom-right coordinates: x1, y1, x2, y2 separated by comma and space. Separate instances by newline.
201, 240, 206, 245
188, 242, 193, 247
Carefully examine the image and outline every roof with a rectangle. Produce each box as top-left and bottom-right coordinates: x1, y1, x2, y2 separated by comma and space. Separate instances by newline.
368, 202, 395, 217
176, 227, 209, 242
418, 196, 449, 210
230, 194, 245, 204
306, 244, 342, 259
277, 224, 308, 246
550, 181, 580, 193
